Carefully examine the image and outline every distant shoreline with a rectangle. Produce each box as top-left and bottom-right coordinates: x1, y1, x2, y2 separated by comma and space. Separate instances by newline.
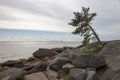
0, 41, 81, 42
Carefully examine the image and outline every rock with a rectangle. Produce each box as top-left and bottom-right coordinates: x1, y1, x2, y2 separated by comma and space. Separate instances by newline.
69, 68, 86, 80
86, 68, 98, 80
49, 57, 70, 71
25, 57, 35, 62
33, 48, 58, 59
52, 49, 80, 62
22, 65, 34, 71
1, 60, 24, 68
68, 53, 80, 62
52, 48, 65, 53
45, 69, 58, 80
1, 60, 16, 67
54, 49, 76, 58
0, 66, 10, 72
111, 74, 120, 80
18, 59, 26, 63
69, 68, 98, 80
24, 72, 48, 80
63, 46, 74, 49
100, 67, 115, 80
63, 67, 70, 75
0, 68, 26, 80
24, 59, 40, 67
29, 62, 47, 74
62, 63, 74, 74
57, 70, 64, 79
14, 61, 24, 68
100, 40, 120, 57
63, 63, 74, 69
100, 55, 120, 80
109, 55, 120, 68
23, 59, 41, 71
73, 55, 106, 68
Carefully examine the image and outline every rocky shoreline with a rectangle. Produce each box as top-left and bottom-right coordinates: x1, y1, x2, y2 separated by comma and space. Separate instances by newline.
0, 40, 120, 80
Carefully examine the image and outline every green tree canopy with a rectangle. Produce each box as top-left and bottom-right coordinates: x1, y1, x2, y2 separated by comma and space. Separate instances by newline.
69, 7, 101, 45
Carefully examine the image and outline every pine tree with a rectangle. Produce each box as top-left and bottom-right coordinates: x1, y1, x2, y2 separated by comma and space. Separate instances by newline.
68, 7, 101, 45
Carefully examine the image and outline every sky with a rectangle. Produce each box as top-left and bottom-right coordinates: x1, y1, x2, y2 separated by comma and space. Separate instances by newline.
0, 0, 120, 40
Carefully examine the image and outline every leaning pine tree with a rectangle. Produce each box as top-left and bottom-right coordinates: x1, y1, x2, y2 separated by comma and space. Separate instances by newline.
69, 7, 101, 45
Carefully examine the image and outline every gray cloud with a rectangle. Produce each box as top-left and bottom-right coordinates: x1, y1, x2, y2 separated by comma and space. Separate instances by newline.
0, 0, 120, 40
71, 0, 120, 27
0, 14, 17, 21
0, 0, 72, 21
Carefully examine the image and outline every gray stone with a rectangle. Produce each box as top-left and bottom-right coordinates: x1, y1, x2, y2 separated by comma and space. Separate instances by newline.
52, 48, 65, 53
100, 55, 120, 80
0, 68, 26, 80
73, 55, 106, 68
29, 62, 47, 74
68, 53, 80, 62
100, 40, 120, 57
100, 67, 115, 80
69, 68, 87, 80
49, 57, 70, 71
85, 68, 98, 80
33, 48, 58, 59
24, 72, 48, 80
14, 61, 24, 68
1, 60, 16, 67
1, 60, 24, 68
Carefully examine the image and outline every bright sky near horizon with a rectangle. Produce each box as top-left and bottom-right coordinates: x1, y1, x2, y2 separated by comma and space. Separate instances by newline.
0, 0, 120, 40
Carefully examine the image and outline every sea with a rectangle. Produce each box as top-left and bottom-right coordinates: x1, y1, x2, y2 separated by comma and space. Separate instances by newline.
0, 29, 81, 62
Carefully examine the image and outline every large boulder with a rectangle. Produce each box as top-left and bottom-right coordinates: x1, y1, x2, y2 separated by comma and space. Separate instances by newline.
100, 40, 120, 57
49, 57, 70, 71
69, 68, 98, 80
1, 60, 17, 67
0, 68, 26, 80
73, 55, 106, 68
33, 48, 58, 59
109, 55, 120, 68
100, 67, 114, 80
1, 60, 24, 68
69, 68, 86, 80
53, 49, 80, 62
100, 55, 120, 80
28, 62, 47, 74
24, 72, 48, 80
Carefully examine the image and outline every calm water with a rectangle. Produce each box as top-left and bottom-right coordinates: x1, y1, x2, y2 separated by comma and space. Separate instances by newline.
0, 29, 81, 62
0, 41, 81, 62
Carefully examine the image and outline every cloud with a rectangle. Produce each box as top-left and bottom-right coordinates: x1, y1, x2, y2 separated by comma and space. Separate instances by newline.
0, 0, 120, 40
0, 0, 72, 20
0, 5, 74, 32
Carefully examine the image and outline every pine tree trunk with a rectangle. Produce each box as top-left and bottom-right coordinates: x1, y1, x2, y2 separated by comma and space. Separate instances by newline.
88, 24, 101, 43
